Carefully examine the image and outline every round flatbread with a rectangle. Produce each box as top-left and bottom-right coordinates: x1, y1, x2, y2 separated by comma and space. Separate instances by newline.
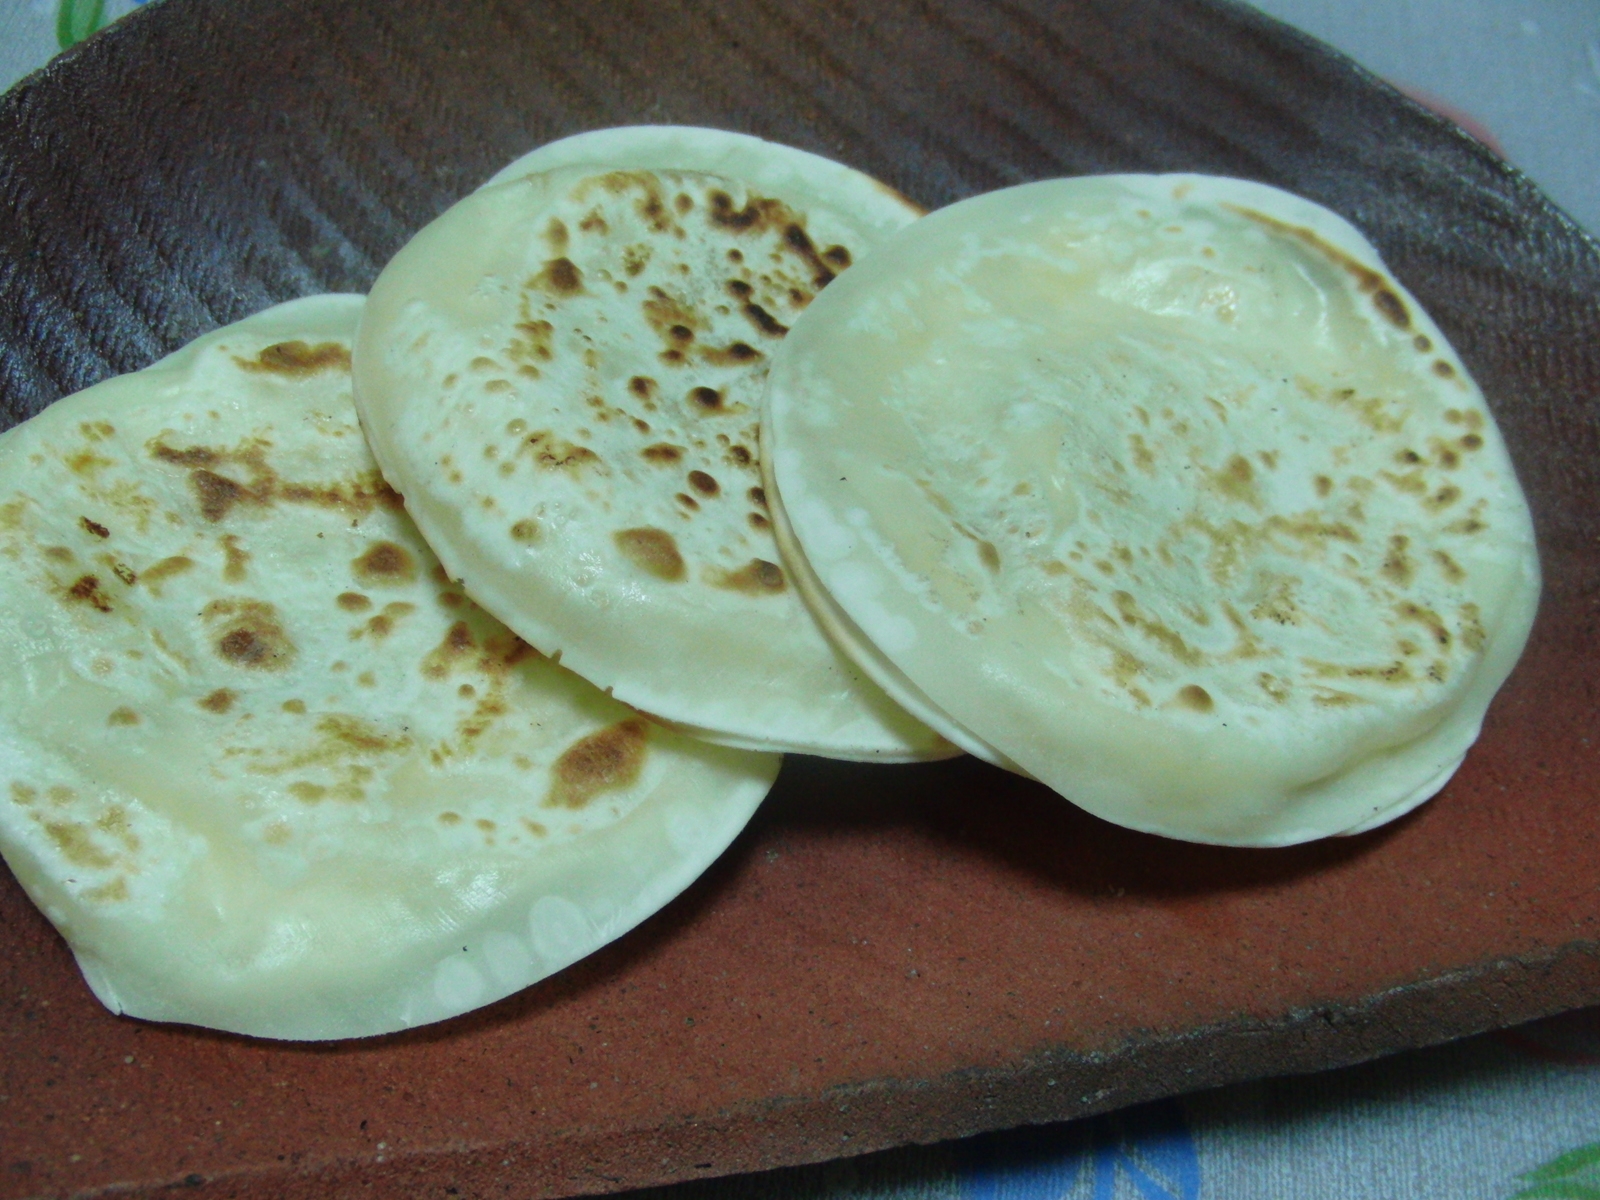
765, 175, 1541, 846
355, 136, 949, 759
0, 295, 779, 1040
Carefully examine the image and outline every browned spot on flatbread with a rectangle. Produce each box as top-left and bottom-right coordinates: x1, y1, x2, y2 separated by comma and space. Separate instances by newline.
155, 436, 404, 523
697, 342, 763, 367
712, 558, 786, 595
1177, 684, 1215, 713
221, 534, 250, 582
524, 431, 601, 471
199, 688, 237, 714
108, 707, 139, 726
45, 821, 115, 869
544, 720, 648, 810
614, 527, 686, 582
204, 599, 295, 671
352, 540, 417, 586
421, 620, 477, 679
741, 303, 789, 337
531, 257, 585, 297
80, 516, 110, 539
140, 556, 194, 598
337, 591, 371, 612
687, 470, 720, 497
641, 443, 685, 465
1226, 205, 1411, 329
191, 469, 264, 522
65, 574, 114, 613
235, 341, 352, 376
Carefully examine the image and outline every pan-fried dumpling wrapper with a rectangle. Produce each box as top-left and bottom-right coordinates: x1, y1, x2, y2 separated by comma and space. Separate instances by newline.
765, 175, 1541, 846
355, 149, 949, 759
0, 295, 779, 1040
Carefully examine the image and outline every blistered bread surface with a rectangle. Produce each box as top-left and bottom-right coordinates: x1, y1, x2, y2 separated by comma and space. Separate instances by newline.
0, 296, 778, 1039
765, 175, 1540, 845
356, 161, 944, 759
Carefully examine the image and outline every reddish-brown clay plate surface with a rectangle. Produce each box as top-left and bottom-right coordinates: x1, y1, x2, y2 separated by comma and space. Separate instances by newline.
2, 0, 1598, 1196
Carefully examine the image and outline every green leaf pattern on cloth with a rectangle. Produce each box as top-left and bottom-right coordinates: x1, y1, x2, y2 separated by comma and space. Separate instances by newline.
1511, 1143, 1600, 1200
56, 0, 108, 49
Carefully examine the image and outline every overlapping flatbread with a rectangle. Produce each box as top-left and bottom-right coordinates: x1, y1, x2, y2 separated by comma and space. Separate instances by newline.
764, 175, 1540, 845
0, 295, 779, 1039
355, 131, 949, 759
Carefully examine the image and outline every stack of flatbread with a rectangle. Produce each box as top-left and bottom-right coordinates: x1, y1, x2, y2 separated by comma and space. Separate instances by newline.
0, 127, 1539, 1039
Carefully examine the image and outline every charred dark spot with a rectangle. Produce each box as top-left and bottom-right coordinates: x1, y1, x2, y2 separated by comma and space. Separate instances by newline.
524, 431, 601, 471
668, 324, 694, 344
352, 541, 417, 586
783, 224, 838, 288
510, 519, 540, 544
676, 493, 700, 511
726, 279, 753, 299
1413, 334, 1432, 352
699, 342, 762, 367
199, 688, 236, 714
628, 376, 658, 400
1371, 289, 1410, 329
748, 486, 767, 509
687, 470, 720, 497
112, 561, 138, 587
545, 720, 648, 810
206, 599, 295, 671
822, 245, 852, 268
728, 445, 752, 467
1396, 449, 1422, 465
712, 558, 786, 595
614, 527, 686, 581
748, 512, 770, 531
67, 574, 113, 612
674, 193, 693, 214
660, 348, 686, 366
1461, 433, 1483, 451
1433, 360, 1456, 378
741, 303, 789, 337
689, 386, 725, 412
641, 443, 685, 464
637, 190, 673, 232
532, 257, 585, 297
80, 517, 110, 539
708, 190, 766, 231
236, 341, 351, 376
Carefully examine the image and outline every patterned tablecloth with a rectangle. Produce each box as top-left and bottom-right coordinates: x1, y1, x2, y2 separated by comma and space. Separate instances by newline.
2, 1, 1598, 1196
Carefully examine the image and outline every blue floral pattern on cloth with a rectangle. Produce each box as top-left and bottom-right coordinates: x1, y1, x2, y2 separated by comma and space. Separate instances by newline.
957, 1101, 1200, 1200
